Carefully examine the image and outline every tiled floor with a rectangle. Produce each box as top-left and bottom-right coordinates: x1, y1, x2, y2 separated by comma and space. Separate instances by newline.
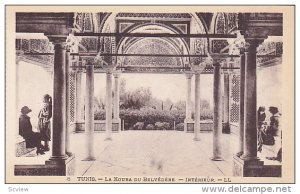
17, 131, 280, 176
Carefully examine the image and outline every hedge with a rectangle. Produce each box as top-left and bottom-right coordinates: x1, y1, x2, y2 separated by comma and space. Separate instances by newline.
94, 108, 213, 130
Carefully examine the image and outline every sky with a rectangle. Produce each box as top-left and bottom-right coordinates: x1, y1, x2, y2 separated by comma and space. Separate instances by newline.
94, 73, 214, 104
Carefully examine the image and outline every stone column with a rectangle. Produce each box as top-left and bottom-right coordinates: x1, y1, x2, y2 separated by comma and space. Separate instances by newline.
223, 73, 230, 133
211, 62, 224, 161
16, 53, 22, 115
84, 62, 96, 160
75, 70, 83, 131
48, 37, 68, 161
16, 53, 24, 141
184, 73, 193, 132
194, 72, 201, 141
113, 71, 121, 131
237, 51, 245, 156
65, 48, 72, 156
241, 40, 261, 160
105, 71, 113, 140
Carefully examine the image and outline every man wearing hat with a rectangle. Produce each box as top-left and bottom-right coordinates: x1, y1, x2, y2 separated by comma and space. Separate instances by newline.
19, 106, 45, 155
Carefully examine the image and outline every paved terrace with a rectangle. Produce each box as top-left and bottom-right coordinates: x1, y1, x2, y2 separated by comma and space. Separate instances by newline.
16, 131, 279, 177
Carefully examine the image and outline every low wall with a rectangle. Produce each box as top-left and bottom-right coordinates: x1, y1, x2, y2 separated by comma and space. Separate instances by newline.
230, 123, 239, 136
73, 121, 235, 133
15, 136, 35, 157
15, 155, 75, 176
186, 121, 231, 133
72, 121, 119, 133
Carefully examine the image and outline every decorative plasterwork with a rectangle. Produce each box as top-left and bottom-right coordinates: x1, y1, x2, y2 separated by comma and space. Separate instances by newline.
190, 38, 207, 66
121, 38, 182, 68
78, 37, 98, 52
257, 39, 283, 68
212, 13, 238, 34
73, 12, 94, 33
215, 13, 226, 34
227, 13, 238, 33
16, 38, 54, 70
16, 38, 53, 53
210, 39, 229, 54
238, 13, 283, 38
116, 13, 192, 19
15, 12, 282, 73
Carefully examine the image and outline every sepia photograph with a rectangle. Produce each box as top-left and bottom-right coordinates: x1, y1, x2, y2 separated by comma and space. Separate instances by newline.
5, 5, 295, 184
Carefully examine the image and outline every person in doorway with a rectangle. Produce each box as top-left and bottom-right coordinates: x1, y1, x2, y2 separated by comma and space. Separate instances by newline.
37, 94, 52, 152
268, 106, 280, 137
258, 106, 266, 128
257, 106, 267, 152
266, 106, 282, 162
19, 106, 45, 155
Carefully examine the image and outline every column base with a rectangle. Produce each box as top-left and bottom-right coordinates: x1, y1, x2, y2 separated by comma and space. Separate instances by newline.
66, 152, 73, 157
112, 118, 121, 132
211, 156, 224, 161
240, 154, 259, 161
105, 137, 112, 141
193, 137, 201, 141
236, 151, 243, 157
222, 122, 230, 134
45, 154, 75, 176
48, 155, 68, 161
74, 122, 85, 132
184, 119, 194, 132
233, 155, 264, 177
82, 156, 96, 161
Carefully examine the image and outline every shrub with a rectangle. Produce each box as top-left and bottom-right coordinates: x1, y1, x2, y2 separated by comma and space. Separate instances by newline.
155, 122, 171, 130
133, 122, 144, 130
94, 107, 213, 130
94, 109, 106, 120
162, 122, 170, 130
175, 123, 185, 131
155, 122, 164, 130
145, 124, 155, 130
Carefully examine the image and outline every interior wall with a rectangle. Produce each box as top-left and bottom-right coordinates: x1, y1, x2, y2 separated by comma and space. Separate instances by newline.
257, 64, 282, 119
17, 61, 53, 130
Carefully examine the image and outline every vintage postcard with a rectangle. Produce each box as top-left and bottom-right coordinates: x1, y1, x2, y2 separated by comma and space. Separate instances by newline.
5, 5, 295, 184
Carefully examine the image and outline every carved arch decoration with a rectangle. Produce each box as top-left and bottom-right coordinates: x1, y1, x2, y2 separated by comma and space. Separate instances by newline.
210, 12, 238, 34
117, 24, 187, 71
98, 12, 210, 72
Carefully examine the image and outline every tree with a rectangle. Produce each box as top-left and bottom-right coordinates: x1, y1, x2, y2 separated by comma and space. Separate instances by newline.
174, 100, 186, 111
164, 98, 173, 110
201, 99, 210, 109
93, 96, 102, 112
121, 87, 152, 110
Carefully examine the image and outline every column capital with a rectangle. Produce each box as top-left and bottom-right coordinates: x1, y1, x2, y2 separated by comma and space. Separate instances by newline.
82, 57, 96, 66
104, 67, 114, 74
244, 38, 265, 53
66, 45, 71, 52
185, 72, 194, 79
66, 34, 81, 53
113, 70, 122, 78
47, 35, 68, 46
210, 54, 227, 67
239, 48, 245, 55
